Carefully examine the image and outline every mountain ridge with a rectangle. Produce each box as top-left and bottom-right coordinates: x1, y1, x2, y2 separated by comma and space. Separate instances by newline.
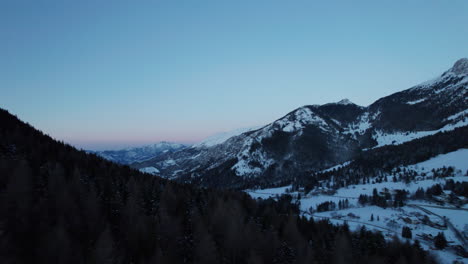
133, 58, 468, 189
90, 141, 187, 164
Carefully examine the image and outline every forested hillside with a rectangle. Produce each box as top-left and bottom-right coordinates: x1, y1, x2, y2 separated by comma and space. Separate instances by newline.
292, 126, 468, 193
0, 108, 438, 263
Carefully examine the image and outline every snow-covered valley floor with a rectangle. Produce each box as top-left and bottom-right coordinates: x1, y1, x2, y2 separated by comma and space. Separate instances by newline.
246, 149, 468, 264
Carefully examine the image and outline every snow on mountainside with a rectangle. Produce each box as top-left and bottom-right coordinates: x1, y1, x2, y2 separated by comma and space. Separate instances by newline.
416, 58, 468, 89
324, 149, 468, 190
139, 166, 160, 175
330, 98, 358, 106
193, 126, 261, 148
336, 98, 354, 105
132, 58, 468, 189
344, 57, 468, 147
272, 106, 332, 133
228, 105, 350, 177
408, 148, 468, 172
451, 57, 468, 75
247, 149, 468, 208
370, 118, 468, 149
91, 142, 187, 165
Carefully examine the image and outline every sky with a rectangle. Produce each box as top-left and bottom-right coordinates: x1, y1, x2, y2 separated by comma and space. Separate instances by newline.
1, 0, 468, 150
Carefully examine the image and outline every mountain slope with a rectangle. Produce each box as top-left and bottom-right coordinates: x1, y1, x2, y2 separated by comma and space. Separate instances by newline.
134, 58, 468, 189
193, 126, 261, 148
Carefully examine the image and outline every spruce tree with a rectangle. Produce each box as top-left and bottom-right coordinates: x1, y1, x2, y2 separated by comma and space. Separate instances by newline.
402, 226, 412, 239
434, 232, 447, 249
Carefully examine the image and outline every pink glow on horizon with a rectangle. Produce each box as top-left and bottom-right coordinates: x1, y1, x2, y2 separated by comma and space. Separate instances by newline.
59, 130, 225, 150
41, 118, 264, 151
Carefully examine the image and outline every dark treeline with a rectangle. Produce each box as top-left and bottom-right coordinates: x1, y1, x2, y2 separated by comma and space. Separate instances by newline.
412, 180, 468, 206
315, 199, 350, 212
358, 188, 408, 208
443, 179, 468, 197
0, 109, 436, 263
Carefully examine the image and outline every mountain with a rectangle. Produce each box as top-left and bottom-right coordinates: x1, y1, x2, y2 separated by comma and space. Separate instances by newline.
90, 141, 187, 165
0, 108, 434, 263
193, 126, 261, 148
133, 58, 468, 189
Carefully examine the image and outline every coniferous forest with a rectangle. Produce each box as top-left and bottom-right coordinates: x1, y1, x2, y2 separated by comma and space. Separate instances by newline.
0, 109, 439, 263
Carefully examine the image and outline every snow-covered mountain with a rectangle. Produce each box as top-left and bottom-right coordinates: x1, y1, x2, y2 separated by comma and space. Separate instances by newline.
90, 141, 187, 165
193, 126, 261, 148
133, 58, 468, 188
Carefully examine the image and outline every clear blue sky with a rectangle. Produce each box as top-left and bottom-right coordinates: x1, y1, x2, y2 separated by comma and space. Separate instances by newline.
1, 0, 467, 150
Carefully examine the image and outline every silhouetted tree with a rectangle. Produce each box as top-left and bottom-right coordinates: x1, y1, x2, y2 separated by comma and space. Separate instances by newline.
434, 232, 447, 249
402, 226, 412, 239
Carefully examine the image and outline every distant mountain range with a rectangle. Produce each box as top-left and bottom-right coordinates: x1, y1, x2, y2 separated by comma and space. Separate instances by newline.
91, 128, 262, 167
90, 142, 187, 165
131, 58, 468, 189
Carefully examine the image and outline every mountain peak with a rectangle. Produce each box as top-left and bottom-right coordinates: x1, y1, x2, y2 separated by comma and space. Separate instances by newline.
450, 58, 468, 75
337, 99, 354, 105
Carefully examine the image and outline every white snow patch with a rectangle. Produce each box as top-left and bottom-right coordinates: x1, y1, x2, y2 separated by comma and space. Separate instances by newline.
139, 166, 160, 175
321, 161, 352, 173
345, 111, 380, 136
446, 109, 468, 121
275, 107, 329, 133
164, 159, 176, 166
406, 98, 426, 105
415, 75, 442, 89
372, 119, 468, 148
408, 149, 468, 172
232, 147, 275, 177
246, 185, 294, 199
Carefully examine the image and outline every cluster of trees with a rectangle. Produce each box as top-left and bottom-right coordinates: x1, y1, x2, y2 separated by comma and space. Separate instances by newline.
0, 109, 440, 263
369, 214, 380, 221
431, 167, 457, 178
315, 199, 350, 212
316, 201, 336, 212
425, 184, 444, 198
444, 179, 468, 197
358, 188, 409, 208
413, 180, 468, 204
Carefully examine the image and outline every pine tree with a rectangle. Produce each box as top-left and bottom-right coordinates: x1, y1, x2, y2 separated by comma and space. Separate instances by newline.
402, 226, 412, 239
434, 232, 447, 249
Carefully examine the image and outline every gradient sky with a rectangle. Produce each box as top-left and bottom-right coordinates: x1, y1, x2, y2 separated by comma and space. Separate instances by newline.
1, 0, 468, 150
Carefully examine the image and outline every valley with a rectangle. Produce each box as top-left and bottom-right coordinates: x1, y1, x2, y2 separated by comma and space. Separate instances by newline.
247, 149, 468, 263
